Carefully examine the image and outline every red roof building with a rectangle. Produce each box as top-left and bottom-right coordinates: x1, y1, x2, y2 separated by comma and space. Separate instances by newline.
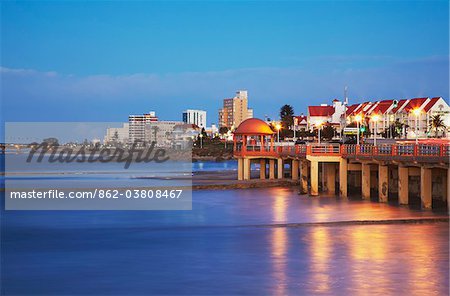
308, 106, 335, 117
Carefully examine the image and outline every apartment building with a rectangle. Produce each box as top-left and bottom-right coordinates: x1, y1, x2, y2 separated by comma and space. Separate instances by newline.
218, 90, 253, 130
182, 109, 207, 129
128, 111, 158, 143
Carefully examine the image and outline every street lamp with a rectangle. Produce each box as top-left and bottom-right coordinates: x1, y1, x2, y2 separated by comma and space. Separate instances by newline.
199, 133, 204, 149
371, 114, 380, 146
317, 121, 324, 145
355, 114, 363, 145
275, 123, 282, 142
412, 108, 421, 144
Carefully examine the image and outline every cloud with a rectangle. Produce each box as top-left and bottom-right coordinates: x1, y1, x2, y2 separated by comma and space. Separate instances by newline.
1, 55, 448, 123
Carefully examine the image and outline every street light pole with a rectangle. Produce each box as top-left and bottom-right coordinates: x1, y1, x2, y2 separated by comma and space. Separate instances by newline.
371, 114, 380, 146
412, 108, 421, 145
355, 114, 362, 146
275, 123, 281, 143
318, 124, 322, 145
357, 120, 360, 145
415, 114, 419, 144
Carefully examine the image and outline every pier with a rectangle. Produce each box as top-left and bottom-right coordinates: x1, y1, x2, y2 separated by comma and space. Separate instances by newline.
233, 118, 450, 210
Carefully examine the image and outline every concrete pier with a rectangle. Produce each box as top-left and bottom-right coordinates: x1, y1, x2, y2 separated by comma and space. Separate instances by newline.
277, 158, 283, 179
237, 158, 243, 181
420, 167, 432, 209
310, 160, 319, 196
300, 160, 308, 194
325, 163, 335, 194
378, 165, 389, 203
339, 158, 348, 198
269, 159, 275, 180
291, 160, 299, 181
260, 159, 266, 180
243, 158, 251, 181
361, 163, 371, 200
398, 166, 409, 205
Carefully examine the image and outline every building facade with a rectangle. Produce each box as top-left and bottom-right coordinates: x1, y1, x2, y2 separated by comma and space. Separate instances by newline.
345, 97, 450, 138
219, 90, 253, 130
182, 109, 207, 129
144, 121, 184, 147
104, 123, 129, 144
128, 111, 158, 143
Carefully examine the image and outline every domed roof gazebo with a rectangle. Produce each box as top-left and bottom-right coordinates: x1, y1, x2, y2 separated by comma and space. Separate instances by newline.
233, 118, 276, 157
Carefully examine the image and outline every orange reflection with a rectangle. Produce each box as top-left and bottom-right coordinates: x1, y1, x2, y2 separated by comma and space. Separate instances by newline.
272, 188, 288, 223
310, 227, 331, 293
271, 189, 289, 295
270, 227, 288, 296
401, 225, 440, 295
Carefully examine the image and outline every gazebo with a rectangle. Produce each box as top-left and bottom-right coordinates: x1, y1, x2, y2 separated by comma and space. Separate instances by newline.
233, 118, 278, 180
233, 118, 276, 156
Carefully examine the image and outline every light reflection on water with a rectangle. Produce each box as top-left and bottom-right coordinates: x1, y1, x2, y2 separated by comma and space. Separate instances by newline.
2, 187, 449, 295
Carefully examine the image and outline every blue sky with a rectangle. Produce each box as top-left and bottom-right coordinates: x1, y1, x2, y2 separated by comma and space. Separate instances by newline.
1, 1, 449, 127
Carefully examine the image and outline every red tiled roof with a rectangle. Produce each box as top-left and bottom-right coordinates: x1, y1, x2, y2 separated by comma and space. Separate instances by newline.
294, 115, 308, 125
346, 104, 360, 116
402, 97, 428, 113
423, 97, 440, 112
308, 106, 334, 117
391, 99, 408, 113
368, 100, 393, 115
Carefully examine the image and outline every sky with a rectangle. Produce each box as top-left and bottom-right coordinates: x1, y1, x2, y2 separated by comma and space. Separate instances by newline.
1, 1, 449, 129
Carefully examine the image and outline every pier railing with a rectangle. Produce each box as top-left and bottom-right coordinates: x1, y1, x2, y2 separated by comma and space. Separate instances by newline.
341, 143, 450, 162
235, 142, 450, 163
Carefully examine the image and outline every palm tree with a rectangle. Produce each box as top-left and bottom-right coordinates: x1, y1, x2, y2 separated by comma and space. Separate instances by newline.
428, 115, 446, 138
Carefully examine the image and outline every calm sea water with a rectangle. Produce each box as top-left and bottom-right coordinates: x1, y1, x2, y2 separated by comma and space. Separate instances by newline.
1, 157, 449, 295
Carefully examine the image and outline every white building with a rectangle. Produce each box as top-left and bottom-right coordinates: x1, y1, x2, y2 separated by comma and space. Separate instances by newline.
307, 99, 345, 132
104, 123, 129, 144
128, 111, 158, 143
182, 109, 207, 129
144, 121, 184, 147
345, 97, 450, 138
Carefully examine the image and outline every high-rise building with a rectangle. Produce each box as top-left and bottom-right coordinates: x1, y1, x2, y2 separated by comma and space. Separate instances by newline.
182, 109, 207, 129
218, 90, 253, 129
128, 111, 158, 143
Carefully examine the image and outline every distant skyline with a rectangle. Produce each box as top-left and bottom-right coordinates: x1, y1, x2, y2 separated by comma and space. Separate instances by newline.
1, 1, 449, 127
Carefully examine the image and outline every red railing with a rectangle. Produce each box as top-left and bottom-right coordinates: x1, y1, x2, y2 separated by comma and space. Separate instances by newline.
342, 143, 450, 162
235, 142, 450, 163
307, 144, 341, 156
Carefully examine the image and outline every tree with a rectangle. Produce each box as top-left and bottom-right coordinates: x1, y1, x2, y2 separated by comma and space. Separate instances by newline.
113, 131, 119, 142
219, 126, 229, 135
429, 115, 446, 138
151, 126, 160, 143
280, 104, 294, 130
381, 120, 405, 139
321, 123, 336, 140
43, 137, 59, 146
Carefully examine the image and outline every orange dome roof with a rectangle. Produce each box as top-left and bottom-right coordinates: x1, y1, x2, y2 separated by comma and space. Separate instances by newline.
234, 118, 274, 135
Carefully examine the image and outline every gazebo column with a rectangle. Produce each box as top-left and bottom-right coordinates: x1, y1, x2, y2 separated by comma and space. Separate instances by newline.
269, 159, 275, 179
260, 159, 266, 179
291, 160, 299, 181
243, 158, 251, 180
277, 158, 283, 179
237, 158, 244, 180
